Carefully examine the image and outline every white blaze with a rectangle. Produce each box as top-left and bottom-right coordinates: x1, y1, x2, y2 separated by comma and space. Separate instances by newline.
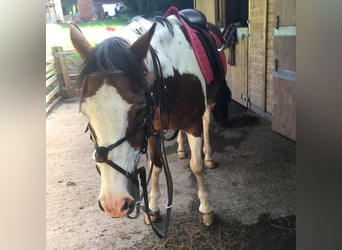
81, 83, 139, 195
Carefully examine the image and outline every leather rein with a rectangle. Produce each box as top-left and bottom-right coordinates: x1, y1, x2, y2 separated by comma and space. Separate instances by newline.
83, 46, 173, 239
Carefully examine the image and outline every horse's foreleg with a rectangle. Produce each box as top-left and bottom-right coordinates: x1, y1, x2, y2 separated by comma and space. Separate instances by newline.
144, 137, 162, 224
177, 131, 187, 159
186, 133, 215, 226
202, 104, 216, 169
143, 164, 162, 224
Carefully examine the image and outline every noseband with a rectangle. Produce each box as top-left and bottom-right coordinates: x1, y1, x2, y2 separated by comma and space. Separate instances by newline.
86, 120, 146, 186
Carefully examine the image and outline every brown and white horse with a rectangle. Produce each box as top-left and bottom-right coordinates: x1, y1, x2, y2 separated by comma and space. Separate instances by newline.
69, 10, 231, 231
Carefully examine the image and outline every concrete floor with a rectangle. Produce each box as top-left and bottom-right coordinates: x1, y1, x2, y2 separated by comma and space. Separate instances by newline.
46, 100, 295, 249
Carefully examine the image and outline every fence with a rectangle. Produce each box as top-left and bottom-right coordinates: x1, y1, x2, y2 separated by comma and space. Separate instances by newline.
46, 53, 61, 114
46, 47, 81, 114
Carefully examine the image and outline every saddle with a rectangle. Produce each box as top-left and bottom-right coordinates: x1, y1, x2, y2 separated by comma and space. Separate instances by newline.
164, 7, 227, 86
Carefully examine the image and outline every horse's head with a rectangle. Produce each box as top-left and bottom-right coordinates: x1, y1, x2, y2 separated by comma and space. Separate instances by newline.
69, 22, 155, 218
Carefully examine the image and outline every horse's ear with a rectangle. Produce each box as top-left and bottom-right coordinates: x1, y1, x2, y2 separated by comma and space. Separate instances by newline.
130, 23, 156, 62
69, 22, 93, 60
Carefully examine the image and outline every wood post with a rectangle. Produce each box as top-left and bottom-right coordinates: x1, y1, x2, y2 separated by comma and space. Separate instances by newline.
52, 46, 70, 98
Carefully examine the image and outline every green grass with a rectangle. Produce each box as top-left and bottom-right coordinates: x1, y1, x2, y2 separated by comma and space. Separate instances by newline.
59, 16, 130, 29
46, 16, 130, 59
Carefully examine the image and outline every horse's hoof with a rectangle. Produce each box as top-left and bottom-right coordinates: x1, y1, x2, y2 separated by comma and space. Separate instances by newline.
200, 211, 215, 226
143, 210, 161, 225
177, 150, 187, 159
204, 160, 216, 169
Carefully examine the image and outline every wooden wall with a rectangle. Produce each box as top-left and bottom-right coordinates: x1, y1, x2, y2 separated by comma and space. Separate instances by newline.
248, 0, 266, 111
225, 29, 249, 107
248, 0, 275, 115
194, 0, 217, 24
195, 0, 296, 140
265, 0, 275, 113
194, 0, 276, 113
271, 0, 296, 140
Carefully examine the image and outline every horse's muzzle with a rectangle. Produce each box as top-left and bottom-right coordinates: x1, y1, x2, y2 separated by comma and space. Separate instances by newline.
97, 195, 135, 218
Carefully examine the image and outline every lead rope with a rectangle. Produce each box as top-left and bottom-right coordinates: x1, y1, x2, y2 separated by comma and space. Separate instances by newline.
141, 45, 173, 239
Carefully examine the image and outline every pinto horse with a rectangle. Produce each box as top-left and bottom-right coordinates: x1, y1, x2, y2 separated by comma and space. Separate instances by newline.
69, 8, 231, 235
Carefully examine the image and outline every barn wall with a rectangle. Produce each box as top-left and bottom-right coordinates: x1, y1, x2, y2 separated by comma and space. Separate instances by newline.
194, 0, 296, 139
224, 29, 249, 107
194, 0, 217, 24
248, 0, 266, 111
265, 0, 275, 113
194, 0, 275, 115
247, 0, 275, 115
271, 0, 296, 140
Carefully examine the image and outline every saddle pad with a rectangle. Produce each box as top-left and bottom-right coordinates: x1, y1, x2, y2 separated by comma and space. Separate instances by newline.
164, 7, 227, 85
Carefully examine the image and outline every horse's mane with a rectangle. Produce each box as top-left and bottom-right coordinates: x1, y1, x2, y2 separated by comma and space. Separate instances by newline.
78, 15, 176, 89
152, 16, 175, 36
79, 36, 145, 85
126, 15, 175, 36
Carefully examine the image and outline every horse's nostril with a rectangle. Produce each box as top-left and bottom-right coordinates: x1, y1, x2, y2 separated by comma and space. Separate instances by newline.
98, 200, 104, 212
122, 199, 130, 211
96, 165, 101, 176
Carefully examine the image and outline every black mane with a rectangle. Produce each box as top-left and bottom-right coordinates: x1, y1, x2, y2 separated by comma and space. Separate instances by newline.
79, 37, 145, 84
152, 16, 174, 36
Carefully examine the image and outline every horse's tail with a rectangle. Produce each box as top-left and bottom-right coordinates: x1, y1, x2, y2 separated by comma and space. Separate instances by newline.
211, 80, 232, 125
205, 23, 232, 124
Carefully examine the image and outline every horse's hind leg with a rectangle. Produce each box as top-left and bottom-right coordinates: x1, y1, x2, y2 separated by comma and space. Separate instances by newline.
186, 133, 215, 226
203, 104, 216, 169
177, 131, 187, 159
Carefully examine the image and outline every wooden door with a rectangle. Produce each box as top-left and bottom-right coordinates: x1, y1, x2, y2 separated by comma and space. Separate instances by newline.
225, 28, 249, 107
272, 0, 296, 140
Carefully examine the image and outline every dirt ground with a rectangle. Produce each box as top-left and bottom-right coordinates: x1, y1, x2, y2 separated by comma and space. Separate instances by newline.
46, 99, 296, 249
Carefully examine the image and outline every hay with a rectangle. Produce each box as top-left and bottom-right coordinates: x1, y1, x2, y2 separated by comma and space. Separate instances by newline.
134, 211, 296, 249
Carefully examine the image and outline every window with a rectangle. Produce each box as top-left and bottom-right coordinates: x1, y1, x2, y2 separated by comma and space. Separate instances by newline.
225, 0, 248, 26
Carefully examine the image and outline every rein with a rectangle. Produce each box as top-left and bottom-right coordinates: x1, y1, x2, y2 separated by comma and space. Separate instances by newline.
83, 42, 173, 238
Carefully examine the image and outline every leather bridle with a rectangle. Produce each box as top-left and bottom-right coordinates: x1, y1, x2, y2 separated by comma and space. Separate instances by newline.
82, 46, 173, 238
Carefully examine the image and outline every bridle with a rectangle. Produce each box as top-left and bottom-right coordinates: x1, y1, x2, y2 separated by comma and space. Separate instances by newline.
82, 45, 173, 239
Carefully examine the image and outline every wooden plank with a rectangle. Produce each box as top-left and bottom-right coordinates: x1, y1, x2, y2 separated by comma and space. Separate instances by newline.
46, 63, 55, 73
55, 50, 77, 56
46, 85, 60, 104
195, 0, 216, 24
46, 74, 58, 88
225, 28, 248, 107
272, 78, 296, 140
46, 96, 61, 114
46, 68, 56, 80
265, 0, 276, 114
53, 47, 71, 97
69, 73, 80, 80
271, 0, 296, 140
275, 0, 296, 26
248, 0, 267, 110
274, 36, 296, 71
